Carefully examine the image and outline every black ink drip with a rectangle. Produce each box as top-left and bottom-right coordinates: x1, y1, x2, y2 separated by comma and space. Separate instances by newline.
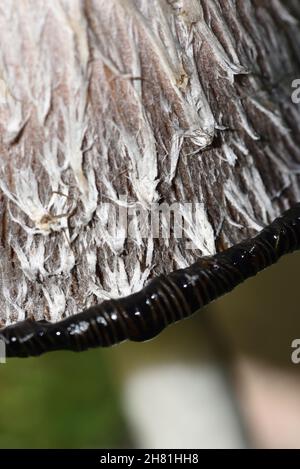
1, 203, 300, 357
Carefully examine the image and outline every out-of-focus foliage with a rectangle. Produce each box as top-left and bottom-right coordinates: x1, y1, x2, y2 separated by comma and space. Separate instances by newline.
0, 349, 128, 448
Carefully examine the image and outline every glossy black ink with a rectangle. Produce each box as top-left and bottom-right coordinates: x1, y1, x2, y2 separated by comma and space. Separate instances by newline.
1, 203, 300, 357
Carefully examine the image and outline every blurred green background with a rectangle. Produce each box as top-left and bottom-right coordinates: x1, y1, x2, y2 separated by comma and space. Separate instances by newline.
0, 348, 129, 448
1, 250, 300, 448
